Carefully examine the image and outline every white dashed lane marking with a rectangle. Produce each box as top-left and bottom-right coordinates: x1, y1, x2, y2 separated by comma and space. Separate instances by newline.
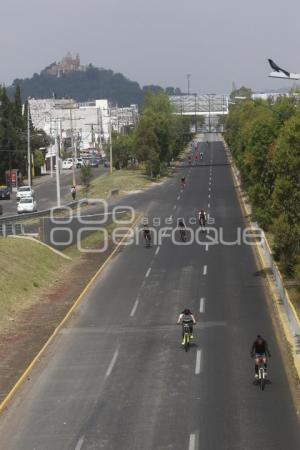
195, 350, 202, 374
105, 349, 119, 378
130, 299, 139, 317
200, 297, 205, 313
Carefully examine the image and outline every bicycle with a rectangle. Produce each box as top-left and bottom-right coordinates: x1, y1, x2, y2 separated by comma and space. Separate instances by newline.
179, 228, 186, 242
144, 231, 151, 248
254, 355, 268, 391
182, 322, 192, 352
199, 217, 206, 232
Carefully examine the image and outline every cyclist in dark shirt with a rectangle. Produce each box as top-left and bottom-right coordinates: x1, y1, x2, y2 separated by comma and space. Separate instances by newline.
251, 335, 271, 378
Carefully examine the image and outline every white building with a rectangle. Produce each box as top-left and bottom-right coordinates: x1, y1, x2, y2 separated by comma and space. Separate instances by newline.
29, 98, 138, 157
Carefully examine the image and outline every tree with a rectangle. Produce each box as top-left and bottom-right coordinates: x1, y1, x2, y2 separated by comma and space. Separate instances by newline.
80, 165, 92, 198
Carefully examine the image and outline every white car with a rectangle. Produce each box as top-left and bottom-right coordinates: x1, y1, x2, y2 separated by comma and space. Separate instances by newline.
17, 197, 37, 214
16, 186, 35, 201
62, 159, 74, 170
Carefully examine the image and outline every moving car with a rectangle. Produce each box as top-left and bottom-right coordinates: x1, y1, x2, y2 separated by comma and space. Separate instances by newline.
17, 197, 37, 214
16, 186, 35, 201
0, 185, 10, 200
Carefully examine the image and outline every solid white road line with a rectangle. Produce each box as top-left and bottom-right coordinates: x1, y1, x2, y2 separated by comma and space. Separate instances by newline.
203, 265, 207, 275
188, 433, 196, 450
75, 436, 85, 450
146, 267, 151, 278
195, 350, 202, 374
105, 349, 119, 378
155, 246, 160, 256
130, 299, 139, 317
200, 297, 205, 313
205, 244, 209, 252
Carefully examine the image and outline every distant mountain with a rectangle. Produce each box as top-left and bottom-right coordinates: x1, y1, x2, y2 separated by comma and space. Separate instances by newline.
6, 60, 181, 106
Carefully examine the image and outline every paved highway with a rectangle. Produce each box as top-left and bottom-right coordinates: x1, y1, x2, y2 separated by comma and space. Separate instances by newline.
0, 135, 299, 449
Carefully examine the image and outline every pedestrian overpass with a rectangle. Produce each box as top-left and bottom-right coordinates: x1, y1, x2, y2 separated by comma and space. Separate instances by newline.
169, 94, 229, 132
169, 94, 229, 116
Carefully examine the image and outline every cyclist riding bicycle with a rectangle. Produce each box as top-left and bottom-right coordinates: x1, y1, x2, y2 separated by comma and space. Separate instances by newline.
250, 335, 271, 379
199, 152, 203, 160
178, 219, 186, 241
177, 308, 196, 345
143, 224, 151, 246
198, 209, 207, 228
181, 177, 186, 188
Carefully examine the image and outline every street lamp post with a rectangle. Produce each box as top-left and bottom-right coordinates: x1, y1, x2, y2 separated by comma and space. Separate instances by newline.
27, 100, 31, 187
109, 108, 113, 175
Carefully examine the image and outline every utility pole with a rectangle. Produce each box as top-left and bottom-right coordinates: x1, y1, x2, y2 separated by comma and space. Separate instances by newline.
187, 74, 191, 95
27, 99, 31, 187
55, 124, 61, 207
70, 108, 76, 186
109, 108, 113, 174
50, 119, 54, 177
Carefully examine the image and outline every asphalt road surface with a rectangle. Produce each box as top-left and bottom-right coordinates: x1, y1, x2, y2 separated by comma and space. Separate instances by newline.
0, 166, 107, 217
0, 135, 299, 450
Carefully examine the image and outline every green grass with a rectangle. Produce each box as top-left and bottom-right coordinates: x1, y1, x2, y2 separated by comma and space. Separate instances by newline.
0, 238, 70, 329
78, 169, 150, 200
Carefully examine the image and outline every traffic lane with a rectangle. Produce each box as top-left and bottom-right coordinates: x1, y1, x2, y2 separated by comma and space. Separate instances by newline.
199, 141, 300, 448
0, 234, 164, 449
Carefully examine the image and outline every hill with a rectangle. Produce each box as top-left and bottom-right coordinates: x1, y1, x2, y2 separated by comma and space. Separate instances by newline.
7, 61, 181, 106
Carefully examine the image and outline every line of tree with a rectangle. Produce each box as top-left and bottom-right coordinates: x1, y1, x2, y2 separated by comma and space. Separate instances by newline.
109, 92, 193, 177
0, 86, 49, 183
225, 95, 300, 280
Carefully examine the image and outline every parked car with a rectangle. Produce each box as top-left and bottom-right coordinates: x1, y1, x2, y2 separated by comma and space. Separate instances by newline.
62, 158, 74, 170
16, 186, 35, 201
104, 160, 110, 168
0, 204, 3, 215
0, 185, 10, 200
75, 158, 86, 168
17, 197, 37, 214
89, 158, 99, 168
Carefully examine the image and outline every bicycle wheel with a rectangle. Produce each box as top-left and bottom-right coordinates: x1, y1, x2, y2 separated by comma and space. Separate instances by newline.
184, 333, 189, 352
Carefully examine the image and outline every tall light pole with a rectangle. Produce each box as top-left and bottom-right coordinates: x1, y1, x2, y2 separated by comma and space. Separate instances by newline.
109, 107, 113, 175
27, 99, 31, 187
55, 122, 61, 207
187, 74, 191, 95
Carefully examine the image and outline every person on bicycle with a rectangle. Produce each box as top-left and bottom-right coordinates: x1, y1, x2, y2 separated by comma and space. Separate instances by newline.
178, 219, 186, 241
71, 185, 76, 200
177, 308, 196, 344
181, 176, 186, 188
143, 224, 151, 246
198, 209, 207, 227
250, 335, 271, 378
199, 152, 204, 160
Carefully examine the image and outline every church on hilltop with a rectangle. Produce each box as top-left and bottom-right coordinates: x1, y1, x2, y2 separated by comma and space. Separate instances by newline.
46, 53, 86, 77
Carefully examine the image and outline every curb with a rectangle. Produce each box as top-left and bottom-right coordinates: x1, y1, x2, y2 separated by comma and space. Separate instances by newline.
0, 213, 141, 415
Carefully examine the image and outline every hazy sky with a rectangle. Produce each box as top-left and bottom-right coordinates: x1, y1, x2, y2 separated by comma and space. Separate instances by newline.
1, 0, 300, 94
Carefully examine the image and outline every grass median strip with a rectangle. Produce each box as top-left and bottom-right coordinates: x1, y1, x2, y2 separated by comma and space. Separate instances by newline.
0, 238, 70, 330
